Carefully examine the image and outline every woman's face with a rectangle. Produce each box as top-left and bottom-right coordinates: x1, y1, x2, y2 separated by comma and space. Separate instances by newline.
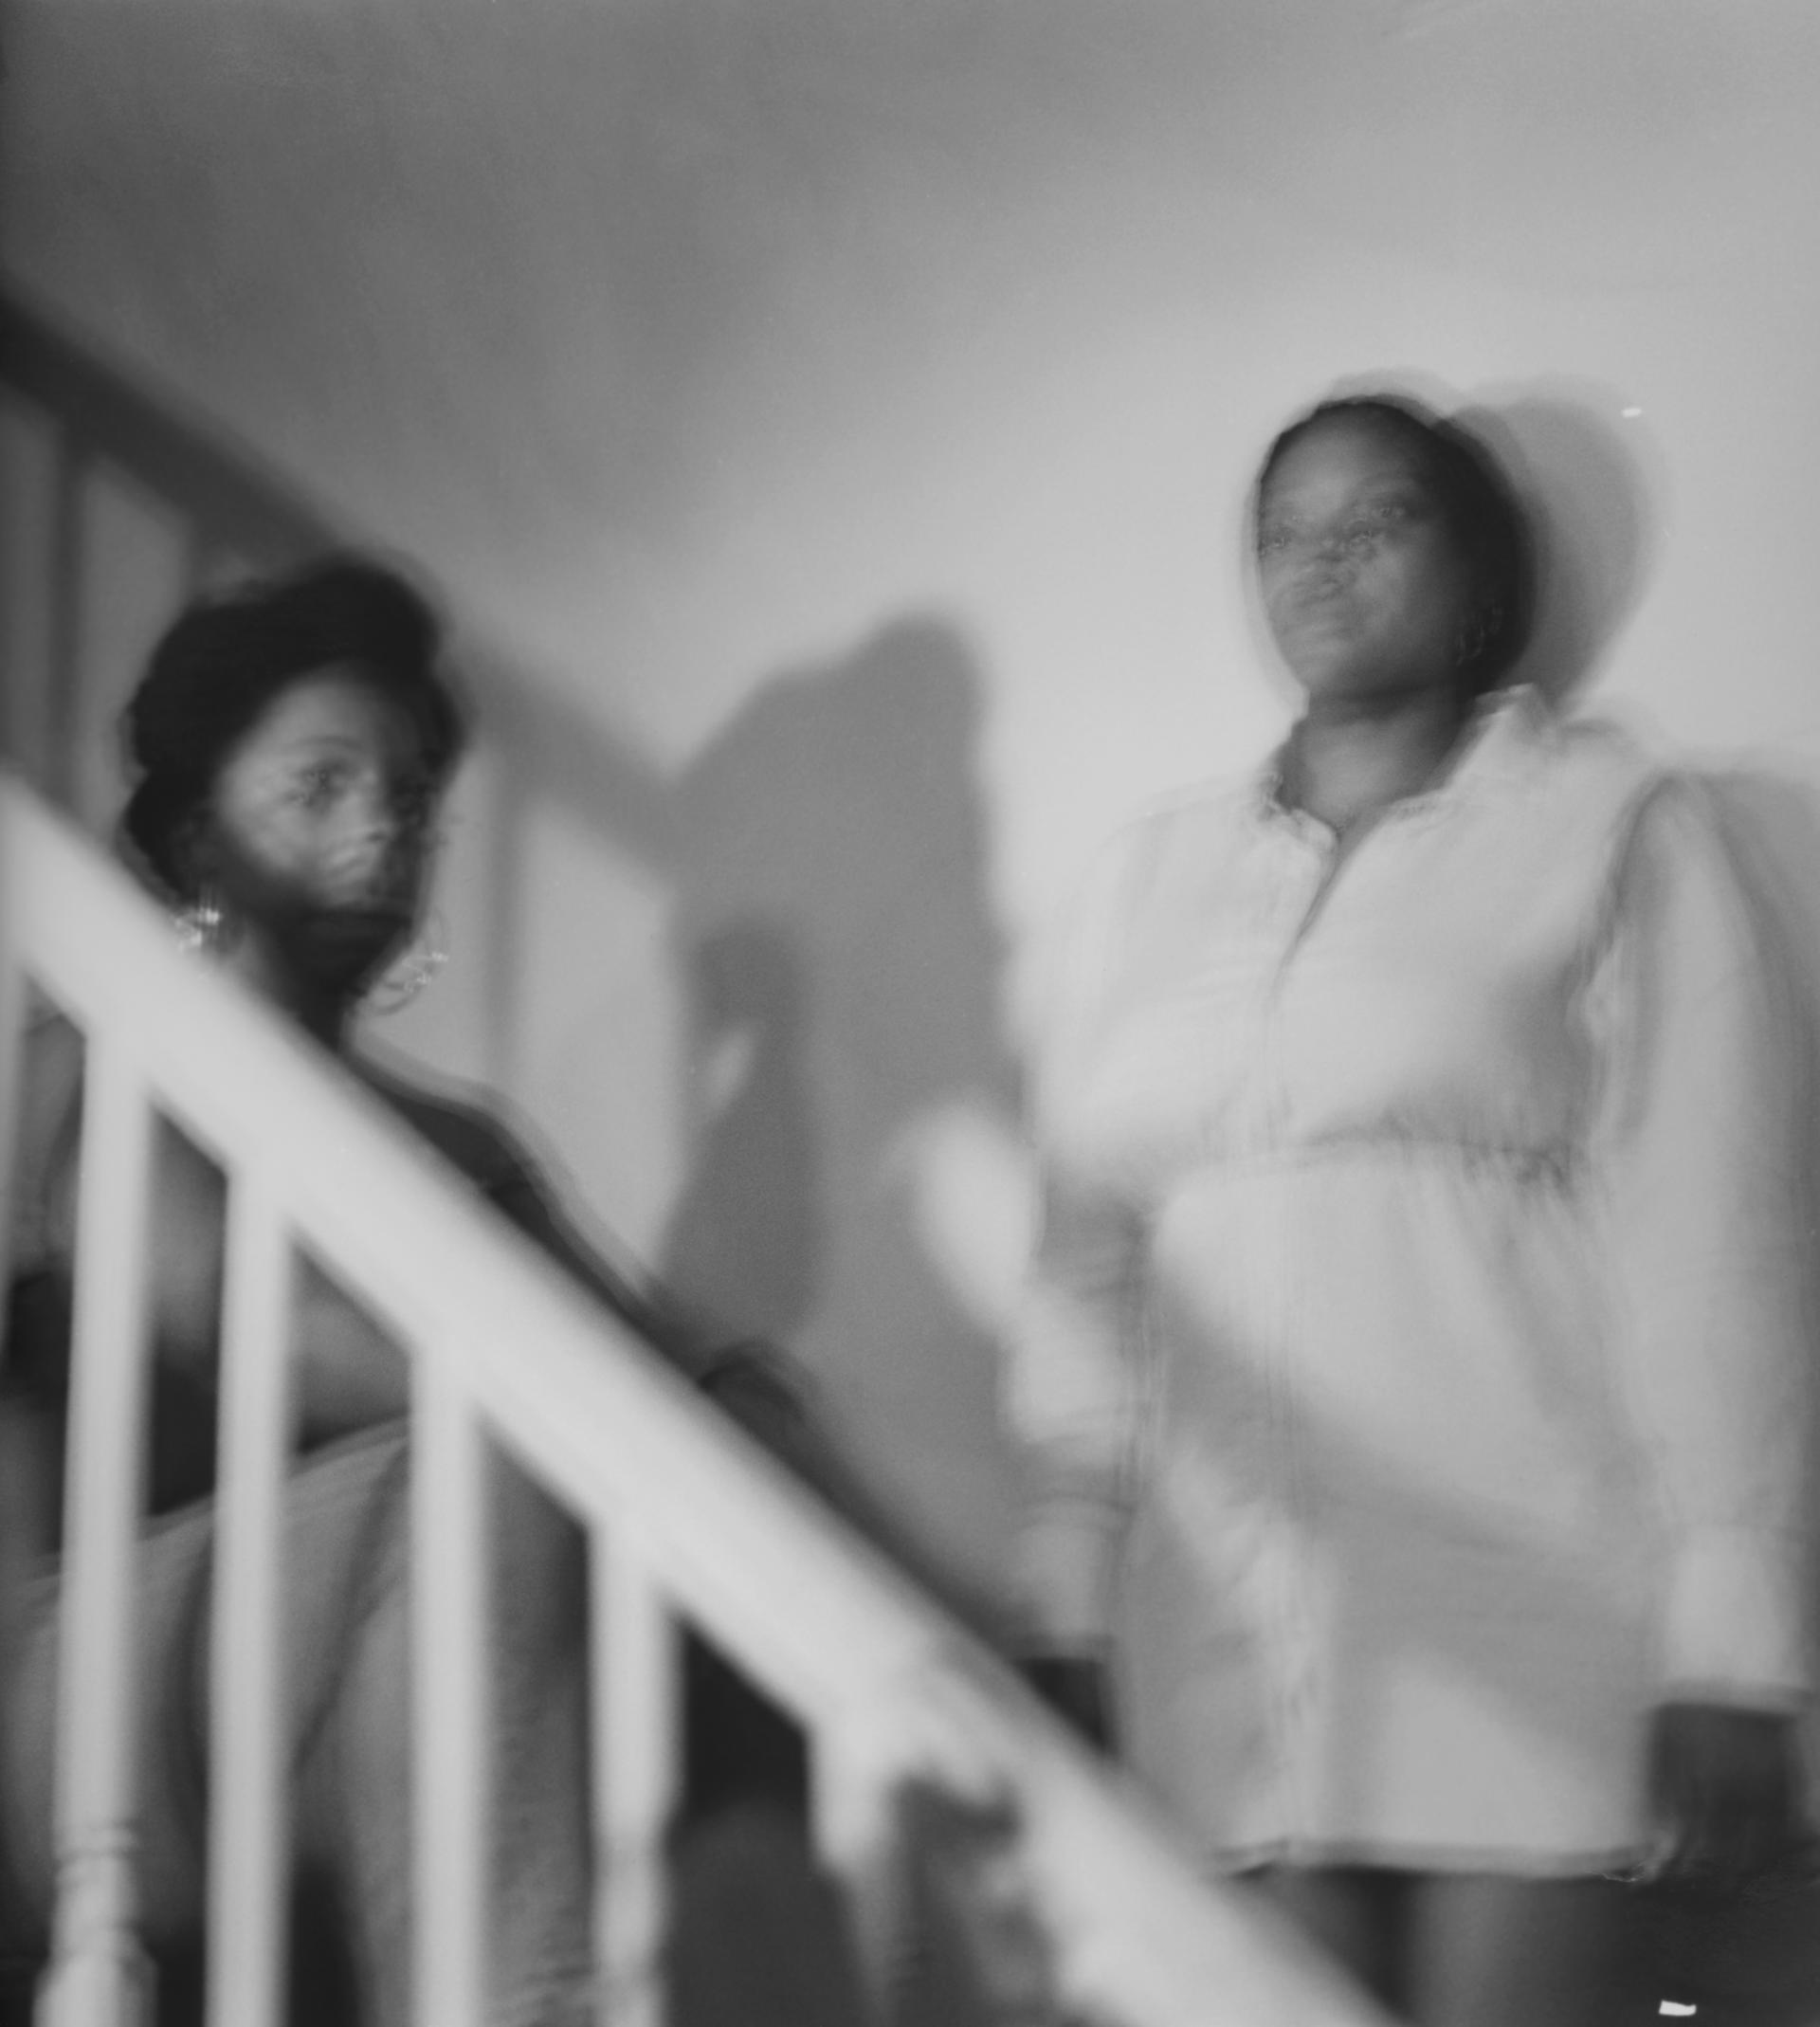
1255, 414, 1475, 706
193, 667, 441, 1006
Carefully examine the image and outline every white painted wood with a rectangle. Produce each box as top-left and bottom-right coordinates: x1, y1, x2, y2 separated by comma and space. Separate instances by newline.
411, 1358, 489, 2027
0, 896, 29, 1308
205, 1166, 296, 2027
37, 1028, 156, 2027
0, 771, 1389, 2027
810, 1709, 909, 2020
591, 1529, 676, 2027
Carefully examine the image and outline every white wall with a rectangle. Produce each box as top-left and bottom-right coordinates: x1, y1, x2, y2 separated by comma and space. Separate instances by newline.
8, 0, 1820, 1599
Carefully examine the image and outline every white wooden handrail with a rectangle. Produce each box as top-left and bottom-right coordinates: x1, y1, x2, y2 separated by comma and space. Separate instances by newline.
0, 772, 1388, 2026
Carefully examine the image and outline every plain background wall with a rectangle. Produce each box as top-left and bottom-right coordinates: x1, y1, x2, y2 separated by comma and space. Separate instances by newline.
6, 0, 1820, 1603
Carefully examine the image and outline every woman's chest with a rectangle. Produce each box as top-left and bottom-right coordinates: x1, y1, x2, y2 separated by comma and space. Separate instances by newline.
1067, 799, 1615, 1178
35, 1113, 387, 1387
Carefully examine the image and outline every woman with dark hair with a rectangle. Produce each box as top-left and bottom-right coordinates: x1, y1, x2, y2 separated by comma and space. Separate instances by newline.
0, 556, 873, 2025
1007, 393, 1813, 2021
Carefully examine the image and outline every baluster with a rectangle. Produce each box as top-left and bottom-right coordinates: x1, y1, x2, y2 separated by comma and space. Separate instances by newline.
37, 1034, 155, 2027
411, 1360, 489, 2027
0, 874, 28, 1304
591, 1529, 677, 2027
0, 888, 30, 1624
812, 1704, 916, 2024
205, 1163, 296, 2027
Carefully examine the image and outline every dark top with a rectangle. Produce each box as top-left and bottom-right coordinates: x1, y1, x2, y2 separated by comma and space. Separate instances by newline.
0, 1040, 827, 1838
0, 1049, 751, 1538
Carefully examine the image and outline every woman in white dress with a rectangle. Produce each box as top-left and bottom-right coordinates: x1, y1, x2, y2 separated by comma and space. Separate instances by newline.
1007, 393, 1813, 2022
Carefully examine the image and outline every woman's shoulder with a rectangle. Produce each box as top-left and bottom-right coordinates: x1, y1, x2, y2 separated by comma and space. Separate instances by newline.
1121, 766, 1266, 837
1478, 690, 1689, 855
350, 1053, 537, 1198
1525, 691, 1673, 800
1035, 774, 1267, 1012
1498, 698, 1748, 922
1084, 770, 1265, 895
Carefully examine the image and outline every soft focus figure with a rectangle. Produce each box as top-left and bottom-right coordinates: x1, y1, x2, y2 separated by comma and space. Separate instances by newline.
0, 557, 878, 2026
1006, 393, 1814, 2023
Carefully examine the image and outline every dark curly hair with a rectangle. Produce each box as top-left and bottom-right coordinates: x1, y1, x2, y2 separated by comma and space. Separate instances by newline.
118, 554, 467, 901
1253, 393, 1536, 696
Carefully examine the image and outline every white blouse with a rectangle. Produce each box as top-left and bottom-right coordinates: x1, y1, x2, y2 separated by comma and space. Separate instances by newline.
1006, 686, 1813, 1870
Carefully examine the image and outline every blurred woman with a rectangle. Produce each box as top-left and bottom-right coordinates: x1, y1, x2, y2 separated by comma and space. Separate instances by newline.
0, 557, 862, 2025
1007, 393, 1813, 2024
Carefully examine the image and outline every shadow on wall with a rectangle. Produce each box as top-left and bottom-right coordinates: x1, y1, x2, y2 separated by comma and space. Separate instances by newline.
472, 613, 1026, 1587
662, 919, 823, 1342
472, 616, 1020, 1332
465, 607, 1027, 1541
1468, 378, 1662, 710
426, 616, 1038, 1599
655, 620, 1023, 1588
660, 618, 1015, 1310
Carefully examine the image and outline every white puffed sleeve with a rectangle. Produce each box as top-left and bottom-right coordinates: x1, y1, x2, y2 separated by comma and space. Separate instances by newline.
1002, 825, 1157, 1651
1592, 775, 1815, 1707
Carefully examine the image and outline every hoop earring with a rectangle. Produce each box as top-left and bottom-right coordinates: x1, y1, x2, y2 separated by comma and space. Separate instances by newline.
173, 886, 229, 958
365, 908, 449, 1016
1453, 602, 1502, 672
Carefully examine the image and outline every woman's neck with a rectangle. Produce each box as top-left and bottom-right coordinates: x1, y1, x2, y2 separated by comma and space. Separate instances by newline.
221, 940, 353, 1054
1283, 685, 1473, 840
